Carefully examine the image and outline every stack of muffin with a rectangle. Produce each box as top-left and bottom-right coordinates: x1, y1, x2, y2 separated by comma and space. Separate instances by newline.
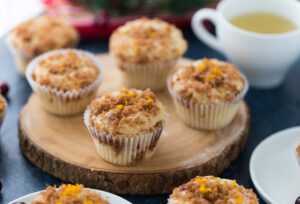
7, 16, 254, 203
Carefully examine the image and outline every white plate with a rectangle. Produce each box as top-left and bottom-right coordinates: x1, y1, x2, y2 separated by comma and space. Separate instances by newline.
250, 127, 300, 204
9, 188, 132, 204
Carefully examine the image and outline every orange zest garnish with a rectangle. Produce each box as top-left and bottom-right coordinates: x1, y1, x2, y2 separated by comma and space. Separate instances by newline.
121, 87, 127, 92
116, 104, 124, 110
146, 96, 154, 104
235, 196, 243, 203
61, 184, 82, 198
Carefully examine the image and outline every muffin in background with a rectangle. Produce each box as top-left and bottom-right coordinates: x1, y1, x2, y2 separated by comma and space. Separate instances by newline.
168, 58, 248, 130
296, 143, 300, 166
7, 15, 79, 75
168, 176, 258, 204
0, 95, 6, 128
109, 17, 187, 91
26, 49, 103, 116
84, 88, 168, 166
31, 184, 109, 204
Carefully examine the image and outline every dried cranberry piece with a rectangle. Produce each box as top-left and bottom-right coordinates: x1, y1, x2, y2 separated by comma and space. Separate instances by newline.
0, 83, 9, 97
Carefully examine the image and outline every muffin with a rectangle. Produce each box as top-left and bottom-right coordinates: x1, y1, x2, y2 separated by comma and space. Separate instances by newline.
26, 49, 103, 116
109, 17, 187, 90
296, 143, 300, 165
168, 176, 259, 204
31, 184, 109, 204
7, 15, 79, 75
168, 58, 248, 130
84, 88, 168, 166
0, 95, 7, 128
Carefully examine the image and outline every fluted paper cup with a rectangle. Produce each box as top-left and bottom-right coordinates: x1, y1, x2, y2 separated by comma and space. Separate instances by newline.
167, 73, 249, 130
84, 110, 164, 166
26, 49, 104, 116
6, 36, 33, 75
114, 57, 178, 91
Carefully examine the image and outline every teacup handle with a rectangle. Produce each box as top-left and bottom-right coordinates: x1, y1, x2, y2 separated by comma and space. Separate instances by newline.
191, 8, 223, 53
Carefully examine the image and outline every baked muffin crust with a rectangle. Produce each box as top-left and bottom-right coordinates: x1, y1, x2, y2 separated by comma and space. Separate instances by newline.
169, 176, 258, 204
10, 15, 78, 58
87, 88, 167, 135
0, 96, 5, 113
109, 17, 187, 64
0, 96, 6, 118
31, 184, 109, 204
31, 50, 100, 92
170, 59, 245, 104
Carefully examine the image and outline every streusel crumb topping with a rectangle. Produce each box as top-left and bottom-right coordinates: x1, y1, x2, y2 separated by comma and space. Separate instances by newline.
31, 184, 109, 204
109, 17, 187, 63
170, 176, 258, 204
32, 50, 100, 91
10, 15, 78, 58
170, 59, 245, 103
88, 88, 167, 135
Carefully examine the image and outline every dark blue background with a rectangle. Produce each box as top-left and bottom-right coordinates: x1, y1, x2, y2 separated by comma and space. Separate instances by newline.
1, 29, 300, 204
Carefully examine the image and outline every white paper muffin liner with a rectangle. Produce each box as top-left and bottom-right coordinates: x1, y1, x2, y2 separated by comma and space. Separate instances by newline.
167, 198, 180, 204
5, 35, 79, 76
167, 72, 249, 130
114, 57, 178, 91
5, 36, 32, 75
26, 49, 104, 116
84, 110, 164, 166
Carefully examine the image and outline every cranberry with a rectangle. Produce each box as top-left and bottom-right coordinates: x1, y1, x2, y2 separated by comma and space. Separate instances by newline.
0, 83, 9, 97
295, 196, 300, 204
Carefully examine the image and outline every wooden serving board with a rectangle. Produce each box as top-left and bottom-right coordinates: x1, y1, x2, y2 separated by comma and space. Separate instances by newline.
19, 54, 250, 195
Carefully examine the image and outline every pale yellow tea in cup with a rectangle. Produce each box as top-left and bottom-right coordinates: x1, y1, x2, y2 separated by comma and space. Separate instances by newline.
230, 12, 297, 34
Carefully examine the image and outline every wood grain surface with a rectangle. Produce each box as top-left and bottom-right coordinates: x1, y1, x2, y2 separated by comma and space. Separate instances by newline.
19, 54, 250, 194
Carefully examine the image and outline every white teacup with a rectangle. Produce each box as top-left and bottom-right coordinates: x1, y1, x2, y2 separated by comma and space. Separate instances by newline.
191, 0, 300, 88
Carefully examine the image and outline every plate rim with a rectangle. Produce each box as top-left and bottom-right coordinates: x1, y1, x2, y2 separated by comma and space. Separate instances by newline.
8, 188, 133, 204
249, 126, 300, 204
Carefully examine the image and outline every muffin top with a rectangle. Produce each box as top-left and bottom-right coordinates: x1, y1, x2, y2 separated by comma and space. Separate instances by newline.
87, 88, 167, 135
0, 95, 6, 117
31, 184, 109, 204
31, 50, 100, 92
170, 59, 245, 104
109, 17, 187, 63
10, 15, 78, 58
170, 176, 258, 204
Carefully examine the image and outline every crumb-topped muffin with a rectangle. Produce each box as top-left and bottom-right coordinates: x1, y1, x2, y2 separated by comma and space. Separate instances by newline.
169, 176, 258, 204
168, 58, 248, 130
84, 88, 168, 165
110, 17, 187, 64
7, 15, 79, 75
109, 17, 187, 90
0, 95, 6, 127
26, 49, 103, 116
171, 59, 245, 103
31, 50, 99, 91
31, 184, 109, 204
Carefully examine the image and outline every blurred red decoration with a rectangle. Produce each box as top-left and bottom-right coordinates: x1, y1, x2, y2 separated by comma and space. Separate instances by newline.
42, 0, 217, 39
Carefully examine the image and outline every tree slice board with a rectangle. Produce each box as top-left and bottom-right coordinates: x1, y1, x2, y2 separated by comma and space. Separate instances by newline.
19, 54, 250, 195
